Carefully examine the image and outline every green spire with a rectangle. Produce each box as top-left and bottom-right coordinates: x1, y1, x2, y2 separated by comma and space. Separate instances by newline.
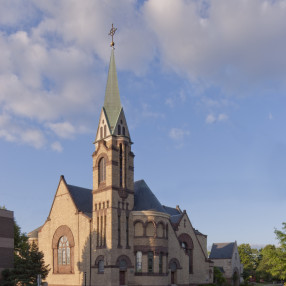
104, 49, 122, 132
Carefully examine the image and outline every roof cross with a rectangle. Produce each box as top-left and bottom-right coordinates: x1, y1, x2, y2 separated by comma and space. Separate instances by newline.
109, 23, 117, 48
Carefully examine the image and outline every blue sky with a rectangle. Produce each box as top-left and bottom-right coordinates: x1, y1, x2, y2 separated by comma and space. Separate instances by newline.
0, 0, 286, 248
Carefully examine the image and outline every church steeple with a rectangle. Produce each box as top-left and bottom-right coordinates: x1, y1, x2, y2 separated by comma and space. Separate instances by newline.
103, 49, 122, 133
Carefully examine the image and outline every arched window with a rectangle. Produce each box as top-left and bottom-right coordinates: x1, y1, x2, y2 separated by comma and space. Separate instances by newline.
148, 251, 153, 273
98, 259, 104, 273
98, 157, 106, 183
58, 236, 70, 265
146, 221, 155, 237
122, 127, 125, 136
104, 125, 107, 137
100, 127, 103, 139
136, 251, 142, 272
118, 125, 121, 135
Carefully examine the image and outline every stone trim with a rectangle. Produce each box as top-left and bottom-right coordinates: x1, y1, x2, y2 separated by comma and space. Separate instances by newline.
115, 255, 133, 269
168, 258, 182, 270
134, 245, 168, 255
93, 185, 134, 195
134, 272, 168, 276
52, 225, 75, 274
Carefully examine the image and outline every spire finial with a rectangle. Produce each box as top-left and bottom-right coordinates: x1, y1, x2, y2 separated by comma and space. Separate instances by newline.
109, 23, 117, 48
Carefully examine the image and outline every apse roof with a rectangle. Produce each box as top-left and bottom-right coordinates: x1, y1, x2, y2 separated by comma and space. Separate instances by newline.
209, 242, 235, 259
133, 180, 167, 213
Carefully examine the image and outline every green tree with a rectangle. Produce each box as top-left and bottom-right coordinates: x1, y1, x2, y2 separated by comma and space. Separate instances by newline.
1, 221, 50, 286
213, 267, 227, 286
256, 245, 276, 281
238, 243, 256, 281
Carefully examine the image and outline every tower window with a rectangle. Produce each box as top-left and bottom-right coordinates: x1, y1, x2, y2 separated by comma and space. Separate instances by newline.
100, 127, 103, 139
122, 127, 125, 136
118, 125, 121, 135
104, 125, 106, 137
98, 157, 106, 183
119, 144, 123, 187
148, 251, 154, 273
58, 236, 70, 265
126, 216, 129, 248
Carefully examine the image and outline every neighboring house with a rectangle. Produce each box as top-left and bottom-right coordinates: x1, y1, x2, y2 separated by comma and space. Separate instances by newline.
209, 241, 243, 286
0, 209, 14, 281
28, 43, 214, 286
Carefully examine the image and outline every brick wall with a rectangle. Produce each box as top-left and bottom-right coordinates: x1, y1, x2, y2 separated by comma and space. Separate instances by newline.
0, 209, 14, 280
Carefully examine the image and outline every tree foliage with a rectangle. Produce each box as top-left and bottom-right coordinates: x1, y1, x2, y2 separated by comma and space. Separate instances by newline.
1, 221, 50, 286
213, 267, 227, 286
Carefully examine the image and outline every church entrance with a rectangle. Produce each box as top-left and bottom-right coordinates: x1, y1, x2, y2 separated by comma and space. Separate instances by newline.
119, 271, 125, 285
171, 271, 175, 284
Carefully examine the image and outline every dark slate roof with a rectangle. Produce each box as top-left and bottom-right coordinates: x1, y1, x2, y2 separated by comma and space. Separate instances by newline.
162, 205, 181, 216
67, 184, 93, 217
133, 180, 167, 213
170, 214, 183, 224
209, 242, 235, 259
28, 226, 42, 238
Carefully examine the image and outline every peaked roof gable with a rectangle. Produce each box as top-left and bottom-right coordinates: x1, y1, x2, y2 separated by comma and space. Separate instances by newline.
209, 242, 235, 259
104, 49, 122, 132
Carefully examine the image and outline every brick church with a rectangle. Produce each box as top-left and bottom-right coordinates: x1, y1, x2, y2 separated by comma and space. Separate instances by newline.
29, 34, 214, 286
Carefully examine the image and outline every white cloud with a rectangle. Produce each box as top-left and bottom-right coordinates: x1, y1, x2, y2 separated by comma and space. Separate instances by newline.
47, 122, 76, 139
206, 113, 228, 124
169, 128, 190, 141
218, 113, 228, 122
143, 0, 286, 92
51, 141, 63, 152
205, 114, 216, 124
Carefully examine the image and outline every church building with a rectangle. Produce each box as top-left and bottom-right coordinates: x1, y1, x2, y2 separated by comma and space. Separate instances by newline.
29, 30, 214, 286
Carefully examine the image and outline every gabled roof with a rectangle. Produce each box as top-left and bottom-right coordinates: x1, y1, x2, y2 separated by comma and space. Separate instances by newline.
67, 184, 92, 217
170, 214, 183, 224
133, 180, 166, 213
103, 49, 122, 132
209, 242, 235, 259
28, 226, 42, 238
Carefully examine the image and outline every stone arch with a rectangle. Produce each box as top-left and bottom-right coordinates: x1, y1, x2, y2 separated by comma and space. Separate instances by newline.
178, 233, 194, 249
233, 267, 240, 286
145, 220, 156, 237
156, 221, 165, 238
94, 153, 109, 168
134, 220, 144, 237
95, 255, 105, 267
168, 258, 182, 270
52, 225, 75, 274
116, 255, 133, 270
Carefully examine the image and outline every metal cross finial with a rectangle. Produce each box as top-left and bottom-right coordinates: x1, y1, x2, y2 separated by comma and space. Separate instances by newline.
109, 23, 117, 48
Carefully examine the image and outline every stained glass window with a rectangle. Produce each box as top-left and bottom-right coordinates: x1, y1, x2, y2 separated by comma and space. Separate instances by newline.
58, 236, 70, 265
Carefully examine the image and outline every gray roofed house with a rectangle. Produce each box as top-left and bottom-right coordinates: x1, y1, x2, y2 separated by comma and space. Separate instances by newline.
209, 241, 243, 286
209, 242, 235, 259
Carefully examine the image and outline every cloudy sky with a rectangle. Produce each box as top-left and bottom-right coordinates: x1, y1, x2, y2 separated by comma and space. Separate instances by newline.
1, 0, 286, 247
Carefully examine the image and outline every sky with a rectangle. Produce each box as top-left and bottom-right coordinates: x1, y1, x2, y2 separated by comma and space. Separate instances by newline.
0, 0, 286, 249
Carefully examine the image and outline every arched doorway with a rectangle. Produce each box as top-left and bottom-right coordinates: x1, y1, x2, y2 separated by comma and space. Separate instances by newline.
233, 268, 240, 286
169, 258, 181, 285
116, 255, 132, 286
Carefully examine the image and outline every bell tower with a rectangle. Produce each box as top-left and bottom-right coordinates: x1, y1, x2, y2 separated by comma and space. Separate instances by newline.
92, 25, 134, 278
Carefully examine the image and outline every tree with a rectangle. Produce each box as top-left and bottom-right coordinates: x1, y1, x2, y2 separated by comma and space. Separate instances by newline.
1, 221, 50, 286
238, 243, 256, 281
256, 245, 276, 281
213, 267, 227, 286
